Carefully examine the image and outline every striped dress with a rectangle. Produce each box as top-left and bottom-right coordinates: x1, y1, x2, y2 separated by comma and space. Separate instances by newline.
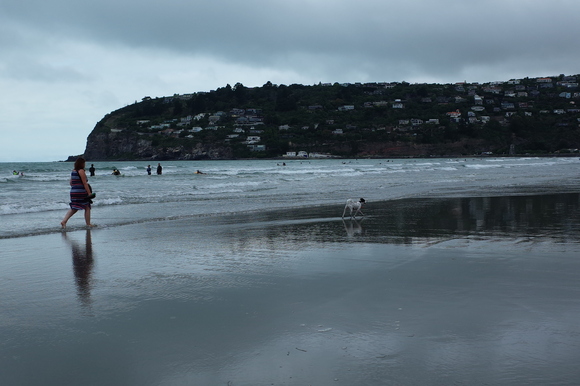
69, 170, 91, 210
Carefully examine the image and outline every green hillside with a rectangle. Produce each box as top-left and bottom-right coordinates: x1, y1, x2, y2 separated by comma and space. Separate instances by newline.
83, 76, 580, 160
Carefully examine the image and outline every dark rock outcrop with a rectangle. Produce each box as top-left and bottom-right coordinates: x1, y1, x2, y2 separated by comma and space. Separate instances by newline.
83, 131, 233, 161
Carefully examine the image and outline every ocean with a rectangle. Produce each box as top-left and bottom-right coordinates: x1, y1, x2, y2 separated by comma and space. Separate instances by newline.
1, 157, 579, 238
2, 157, 580, 385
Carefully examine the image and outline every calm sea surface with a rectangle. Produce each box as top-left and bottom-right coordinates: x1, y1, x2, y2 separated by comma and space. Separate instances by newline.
1, 157, 579, 238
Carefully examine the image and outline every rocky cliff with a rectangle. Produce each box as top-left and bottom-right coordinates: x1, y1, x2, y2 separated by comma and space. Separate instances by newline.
83, 128, 233, 161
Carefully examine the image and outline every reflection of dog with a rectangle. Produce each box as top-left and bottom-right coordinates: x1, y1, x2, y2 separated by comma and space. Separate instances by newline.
343, 218, 363, 237
342, 198, 366, 219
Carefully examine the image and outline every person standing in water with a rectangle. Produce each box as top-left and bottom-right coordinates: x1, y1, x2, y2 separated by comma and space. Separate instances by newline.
157, 163, 162, 175
146, 165, 152, 175
89, 164, 96, 176
61, 157, 94, 229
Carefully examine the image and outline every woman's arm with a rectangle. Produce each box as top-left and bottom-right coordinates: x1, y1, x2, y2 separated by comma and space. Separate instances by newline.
78, 169, 92, 194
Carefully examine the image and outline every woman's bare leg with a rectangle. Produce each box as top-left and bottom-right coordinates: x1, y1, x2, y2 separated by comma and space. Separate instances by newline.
61, 209, 78, 228
84, 208, 93, 227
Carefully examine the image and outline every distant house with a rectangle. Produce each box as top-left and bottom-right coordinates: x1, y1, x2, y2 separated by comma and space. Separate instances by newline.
338, 105, 355, 111
248, 144, 266, 151
501, 102, 515, 110
392, 99, 404, 109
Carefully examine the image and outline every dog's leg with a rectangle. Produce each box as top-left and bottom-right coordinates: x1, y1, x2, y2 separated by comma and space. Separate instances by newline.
342, 205, 348, 219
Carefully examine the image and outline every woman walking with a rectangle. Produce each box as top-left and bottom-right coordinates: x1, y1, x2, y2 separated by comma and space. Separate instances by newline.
61, 157, 95, 228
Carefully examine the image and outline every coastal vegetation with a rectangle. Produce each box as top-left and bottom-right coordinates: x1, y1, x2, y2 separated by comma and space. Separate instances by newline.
82, 75, 580, 160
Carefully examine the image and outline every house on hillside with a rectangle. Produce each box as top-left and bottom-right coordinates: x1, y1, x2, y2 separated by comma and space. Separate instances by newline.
392, 100, 404, 109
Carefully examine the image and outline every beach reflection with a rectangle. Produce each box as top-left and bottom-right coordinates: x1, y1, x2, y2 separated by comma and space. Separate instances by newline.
201, 193, 580, 255
62, 230, 94, 310
365, 192, 580, 244
342, 218, 364, 237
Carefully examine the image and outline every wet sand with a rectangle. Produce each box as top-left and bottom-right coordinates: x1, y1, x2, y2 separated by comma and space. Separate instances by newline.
2, 193, 580, 385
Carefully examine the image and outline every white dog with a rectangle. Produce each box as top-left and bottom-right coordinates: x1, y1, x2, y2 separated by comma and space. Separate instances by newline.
342, 198, 366, 219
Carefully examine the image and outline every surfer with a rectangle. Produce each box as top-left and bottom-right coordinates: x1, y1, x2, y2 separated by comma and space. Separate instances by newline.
195, 170, 204, 174
157, 163, 163, 175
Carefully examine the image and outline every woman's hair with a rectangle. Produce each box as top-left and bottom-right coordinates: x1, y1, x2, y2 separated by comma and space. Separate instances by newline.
74, 157, 86, 171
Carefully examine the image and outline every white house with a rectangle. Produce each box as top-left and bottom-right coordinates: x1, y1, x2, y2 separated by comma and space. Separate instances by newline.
392, 99, 404, 109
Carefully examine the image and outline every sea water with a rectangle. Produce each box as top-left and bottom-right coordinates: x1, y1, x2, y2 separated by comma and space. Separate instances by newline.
1, 157, 579, 238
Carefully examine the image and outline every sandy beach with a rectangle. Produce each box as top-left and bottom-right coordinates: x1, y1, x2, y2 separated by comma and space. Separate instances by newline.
2, 193, 580, 385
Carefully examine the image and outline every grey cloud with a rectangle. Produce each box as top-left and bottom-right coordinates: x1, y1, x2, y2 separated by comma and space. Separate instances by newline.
2, 0, 580, 84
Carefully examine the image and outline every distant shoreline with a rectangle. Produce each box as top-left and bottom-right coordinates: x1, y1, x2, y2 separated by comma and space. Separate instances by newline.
59, 153, 580, 162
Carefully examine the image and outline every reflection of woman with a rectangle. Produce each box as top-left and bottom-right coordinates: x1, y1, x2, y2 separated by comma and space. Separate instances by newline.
62, 230, 94, 309
61, 157, 94, 228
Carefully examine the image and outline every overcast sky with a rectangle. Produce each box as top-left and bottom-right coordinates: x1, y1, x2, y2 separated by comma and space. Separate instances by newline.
1, 0, 579, 162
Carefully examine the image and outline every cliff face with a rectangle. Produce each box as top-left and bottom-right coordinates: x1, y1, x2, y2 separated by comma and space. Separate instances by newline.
84, 130, 233, 161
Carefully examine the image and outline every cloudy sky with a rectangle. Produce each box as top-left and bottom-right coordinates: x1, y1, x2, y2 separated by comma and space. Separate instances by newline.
1, 0, 579, 161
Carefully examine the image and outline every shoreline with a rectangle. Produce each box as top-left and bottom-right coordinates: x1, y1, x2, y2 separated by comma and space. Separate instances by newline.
56, 153, 580, 162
